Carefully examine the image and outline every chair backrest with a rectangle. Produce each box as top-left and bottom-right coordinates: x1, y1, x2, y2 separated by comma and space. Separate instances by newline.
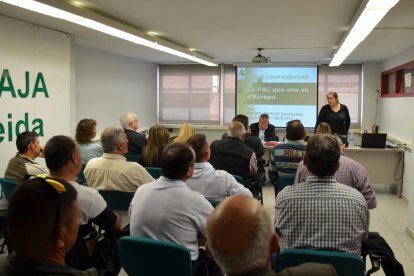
277, 175, 296, 192
76, 163, 87, 185
125, 154, 141, 163
118, 236, 192, 276
232, 174, 245, 184
0, 178, 18, 201
98, 191, 135, 211
277, 248, 365, 276
145, 167, 162, 179
207, 198, 220, 208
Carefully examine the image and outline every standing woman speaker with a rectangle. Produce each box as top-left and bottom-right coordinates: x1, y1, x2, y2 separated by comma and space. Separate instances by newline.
315, 92, 350, 145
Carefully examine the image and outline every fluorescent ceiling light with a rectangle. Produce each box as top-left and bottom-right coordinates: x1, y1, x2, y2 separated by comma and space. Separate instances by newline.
330, 0, 399, 66
0, 0, 218, 66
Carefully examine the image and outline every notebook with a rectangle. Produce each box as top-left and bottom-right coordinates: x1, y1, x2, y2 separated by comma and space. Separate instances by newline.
360, 133, 387, 148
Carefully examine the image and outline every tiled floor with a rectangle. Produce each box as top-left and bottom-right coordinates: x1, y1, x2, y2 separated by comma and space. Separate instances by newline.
1, 184, 413, 275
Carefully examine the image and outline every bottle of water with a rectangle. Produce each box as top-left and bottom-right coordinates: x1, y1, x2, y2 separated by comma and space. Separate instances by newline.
348, 132, 354, 147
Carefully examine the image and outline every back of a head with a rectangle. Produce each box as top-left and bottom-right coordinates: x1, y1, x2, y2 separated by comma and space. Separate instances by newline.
147, 125, 170, 147
187, 134, 209, 162
207, 195, 274, 275
8, 176, 77, 257
233, 114, 249, 130
228, 121, 245, 139
120, 112, 137, 129
16, 131, 38, 154
286, 120, 305, 141
175, 123, 196, 143
44, 135, 77, 172
101, 127, 125, 153
305, 134, 340, 177
161, 143, 194, 180
315, 122, 332, 134
75, 118, 97, 144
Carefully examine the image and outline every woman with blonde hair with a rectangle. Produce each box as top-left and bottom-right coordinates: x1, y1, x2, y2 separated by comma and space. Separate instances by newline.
173, 123, 196, 143
75, 118, 103, 163
142, 125, 170, 167
315, 122, 332, 134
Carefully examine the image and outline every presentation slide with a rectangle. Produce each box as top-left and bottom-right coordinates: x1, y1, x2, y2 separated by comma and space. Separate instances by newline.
236, 66, 318, 128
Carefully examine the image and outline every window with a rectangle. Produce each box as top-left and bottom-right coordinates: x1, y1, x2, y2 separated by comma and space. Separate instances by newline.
381, 60, 414, 96
318, 64, 362, 127
159, 64, 234, 124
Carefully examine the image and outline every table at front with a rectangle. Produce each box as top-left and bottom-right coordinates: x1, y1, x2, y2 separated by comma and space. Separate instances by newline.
264, 145, 405, 197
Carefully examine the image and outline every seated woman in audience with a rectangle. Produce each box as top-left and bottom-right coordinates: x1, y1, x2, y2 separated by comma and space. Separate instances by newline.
141, 125, 170, 167
75, 118, 103, 163
315, 122, 332, 134
172, 123, 196, 143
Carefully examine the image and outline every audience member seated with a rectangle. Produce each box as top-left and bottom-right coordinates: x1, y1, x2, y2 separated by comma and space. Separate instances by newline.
249, 113, 279, 142
75, 118, 103, 164
120, 112, 147, 155
84, 127, 154, 192
172, 122, 196, 143
0, 176, 98, 276
141, 124, 170, 167
44, 135, 121, 270
315, 122, 332, 134
129, 143, 214, 275
207, 195, 337, 276
209, 121, 258, 180
268, 120, 306, 194
186, 134, 252, 201
295, 136, 377, 209
4, 131, 49, 182
275, 134, 369, 255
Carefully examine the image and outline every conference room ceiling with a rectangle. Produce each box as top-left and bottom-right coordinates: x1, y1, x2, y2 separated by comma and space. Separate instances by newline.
1, 0, 414, 65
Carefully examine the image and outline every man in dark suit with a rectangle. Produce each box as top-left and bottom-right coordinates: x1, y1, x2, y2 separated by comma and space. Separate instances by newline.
120, 112, 147, 155
250, 113, 279, 142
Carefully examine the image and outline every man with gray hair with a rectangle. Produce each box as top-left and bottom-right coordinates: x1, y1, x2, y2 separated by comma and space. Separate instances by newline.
120, 112, 147, 155
207, 195, 337, 276
84, 127, 154, 192
209, 121, 258, 179
276, 134, 369, 255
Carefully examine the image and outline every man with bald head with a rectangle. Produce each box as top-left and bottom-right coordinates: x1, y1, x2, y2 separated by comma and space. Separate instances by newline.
209, 121, 258, 179
207, 195, 337, 276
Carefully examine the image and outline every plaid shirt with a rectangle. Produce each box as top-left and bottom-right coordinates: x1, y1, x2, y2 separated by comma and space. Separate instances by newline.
295, 155, 377, 209
275, 176, 369, 255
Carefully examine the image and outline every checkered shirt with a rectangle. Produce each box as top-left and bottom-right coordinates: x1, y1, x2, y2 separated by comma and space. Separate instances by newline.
275, 176, 369, 255
295, 155, 377, 209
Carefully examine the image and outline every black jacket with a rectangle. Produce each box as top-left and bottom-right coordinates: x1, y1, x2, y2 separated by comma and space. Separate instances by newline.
249, 122, 279, 142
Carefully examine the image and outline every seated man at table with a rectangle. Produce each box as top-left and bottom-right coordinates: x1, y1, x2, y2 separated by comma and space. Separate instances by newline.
268, 120, 306, 196
1, 176, 97, 276
275, 134, 369, 255
84, 127, 154, 192
120, 112, 147, 155
294, 136, 377, 209
186, 134, 252, 201
5, 131, 49, 182
209, 121, 258, 180
249, 113, 279, 142
129, 143, 214, 275
207, 195, 337, 276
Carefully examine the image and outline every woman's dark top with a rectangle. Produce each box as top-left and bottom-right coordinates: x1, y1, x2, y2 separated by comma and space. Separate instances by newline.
315, 104, 350, 136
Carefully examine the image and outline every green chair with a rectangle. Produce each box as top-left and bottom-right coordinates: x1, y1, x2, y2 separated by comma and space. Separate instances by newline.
145, 167, 162, 179
277, 175, 296, 192
118, 236, 192, 276
0, 178, 18, 201
76, 163, 87, 185
232, 174, 245, 184
98, 191, 134, 211
125, 154, 141, 163
207, 198, 220, 208
277, 248, 365, 276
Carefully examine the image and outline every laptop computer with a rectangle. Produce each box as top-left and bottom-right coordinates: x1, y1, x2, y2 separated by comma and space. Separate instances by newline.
361, 133, 387, 148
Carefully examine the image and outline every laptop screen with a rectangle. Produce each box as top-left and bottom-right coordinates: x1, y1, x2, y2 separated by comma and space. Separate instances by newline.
360, 133, 387, 148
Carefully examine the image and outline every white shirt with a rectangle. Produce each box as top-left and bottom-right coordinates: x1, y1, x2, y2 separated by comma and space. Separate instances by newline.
84, 153, 154, 192
186, 162, 252, 201
69, 181, 107, 225
129, 176, 213, 260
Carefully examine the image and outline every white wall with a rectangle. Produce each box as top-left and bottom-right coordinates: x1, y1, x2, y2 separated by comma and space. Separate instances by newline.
362, 62, 382, 131
73, 45, 158, 136
380, 44, 414, 237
